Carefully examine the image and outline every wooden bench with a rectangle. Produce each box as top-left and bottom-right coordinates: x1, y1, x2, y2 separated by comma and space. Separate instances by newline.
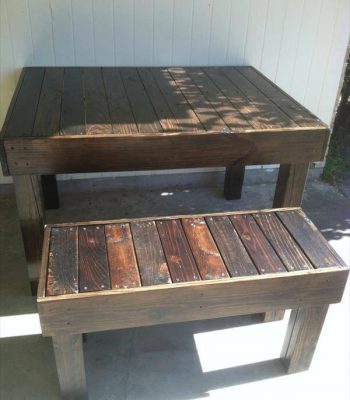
37, 207, 349, 399
0, 66, 329, 281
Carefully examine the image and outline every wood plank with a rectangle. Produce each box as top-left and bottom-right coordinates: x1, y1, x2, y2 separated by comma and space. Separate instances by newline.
38, 268, 349, 336
254, 212, 313, 271
52, 334, 87, 399
222, 67, 297, 128
78, 225, 110, 292
130, 221, 171, 285
120, 68, 163, 133
32, 68, 64, 137
4, 68, 45, 137
205, 216, 257, 277
105, 223, 141, 289
83, 68, 112, 135
0, 69, 26, 175
150, 68, 203, 131
224, 165, 245, 200
60, 68, 86, 135
156, 219, 201, 283
46, 227, 78, 296
230, 214, 287, 274
4, 129, 327, 175
181, 217, 229, 280
277, 210, 347, 268
237, 67, 323, 127
281, 305, 329, 373
204, 67, 288, 130
187, 68, 252, 130
101, 68, 138, 134
168, 68, 228, 131
273, 163, 310, 207
138, 68, 179, 132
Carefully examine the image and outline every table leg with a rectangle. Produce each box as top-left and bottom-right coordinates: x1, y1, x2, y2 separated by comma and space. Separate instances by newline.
281, 305, 329, 373
273, 163, 310, 207
52, 334, 87, 400
13, 175, 45, 282
41, 174, 60, 209
224, 165, 245, 200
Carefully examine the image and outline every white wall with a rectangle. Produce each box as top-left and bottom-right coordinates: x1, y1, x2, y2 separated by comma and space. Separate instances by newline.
0, 0, 349, 183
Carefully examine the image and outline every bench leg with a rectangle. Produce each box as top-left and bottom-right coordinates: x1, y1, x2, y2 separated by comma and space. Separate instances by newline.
281, 305, 329, 374
224, 165, 245, 200
263, 310, 285, 322
13, 175, 45, 283
273, 163, 309, 207
41, 174, 60, 209
52, 334, 87, 400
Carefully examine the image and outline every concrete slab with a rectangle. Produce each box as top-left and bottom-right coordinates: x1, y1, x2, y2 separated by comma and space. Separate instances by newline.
0, 170, 349, 400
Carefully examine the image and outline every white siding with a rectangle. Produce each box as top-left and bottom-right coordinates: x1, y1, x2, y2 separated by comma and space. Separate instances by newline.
0, 0, 349, 182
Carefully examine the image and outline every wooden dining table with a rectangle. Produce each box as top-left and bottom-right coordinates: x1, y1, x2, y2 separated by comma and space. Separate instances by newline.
0, 66, 329, 282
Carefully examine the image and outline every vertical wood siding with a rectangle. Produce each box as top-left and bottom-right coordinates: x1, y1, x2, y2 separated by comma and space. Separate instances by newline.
0, 0, 349, 180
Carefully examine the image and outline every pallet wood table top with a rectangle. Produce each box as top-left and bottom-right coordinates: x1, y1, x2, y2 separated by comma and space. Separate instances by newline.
37, 207, 348, 336
0, 66, 328, 175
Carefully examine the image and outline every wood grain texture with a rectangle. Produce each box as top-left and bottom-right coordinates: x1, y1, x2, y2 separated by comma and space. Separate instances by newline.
4, 68, 45, 137
254, 212, 313, 271
156, 219, 201, 283
181, 217, 229, 280
277, 210, 347, 268
13, 174, 45, 280
78, 225, 111, 292
101, 68, 138, 134
230, 214, 287, 274
130, 220, 171, 286
46, 227, 78, 296
4, 129, 327, 175
52, 334, 87, 400
205, 215, 257, 276
273, 163, 310, 207
60, 68, 86, 135
83, 68, 112, 135
281, 305, 329, 373
105, 223, 141, 289
32, 68, 64, 137
38, 268, 349, 336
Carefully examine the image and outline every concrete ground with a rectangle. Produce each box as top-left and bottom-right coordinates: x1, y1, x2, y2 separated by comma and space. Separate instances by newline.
0, 168, 349, 400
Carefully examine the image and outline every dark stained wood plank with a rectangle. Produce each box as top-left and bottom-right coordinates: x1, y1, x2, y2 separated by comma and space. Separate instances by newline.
138, 68, 179, 132
204, 67, 287, 130
187, 68, 252, 130
83, 68, 112, 135
236, 67, 323, 127
151, 68, 203, 131
181, 217, 229, 280
273, 163, 310, 207
4, 67, 45, 137
120, 68, 163, 134
254, 212, 313, 271
168, 68, 228, 131
230, 214, 287, 274
130, 220, 171, 285
205, 216, 258, 276
222, 67, 297, 128
277, 210, 347, 268
78, 225, 111, 292
105, 223, 141, 289
46, 227, 78, 296
102, 68, 138, 134
60, 68, 86, 135
156, 219, 201, 283
32, 68, 64, 137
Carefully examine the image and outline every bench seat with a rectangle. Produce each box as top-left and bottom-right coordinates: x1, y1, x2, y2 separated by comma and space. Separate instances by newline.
37, 208, 349, 399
